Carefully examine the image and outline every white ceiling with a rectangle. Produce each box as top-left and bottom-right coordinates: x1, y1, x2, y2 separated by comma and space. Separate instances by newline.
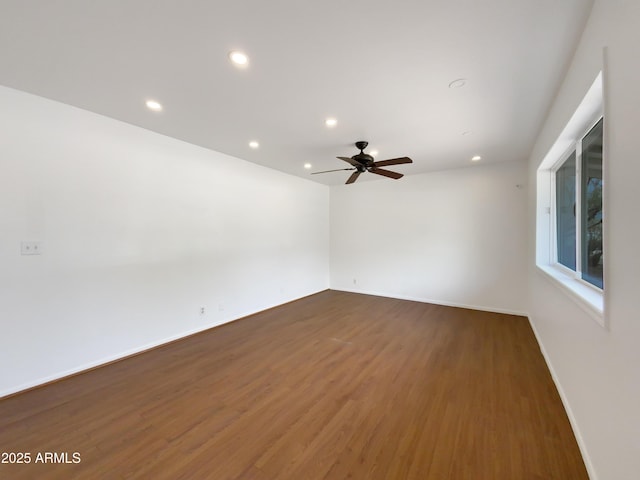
0, 0, 594, 185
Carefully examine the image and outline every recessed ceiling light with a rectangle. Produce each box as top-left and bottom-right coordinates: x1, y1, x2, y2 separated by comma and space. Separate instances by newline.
249, 141, 259, 149
369, 150, 378, 157
449, 78, 466, 89
325, 118, 337, 127
304, 163, 312, 169
145, 100, 163, 111
471, 155, 482, 161
229, 51, 249, 67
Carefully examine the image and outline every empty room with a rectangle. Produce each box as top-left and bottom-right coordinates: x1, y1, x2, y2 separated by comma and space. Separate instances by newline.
0, 1, 638, 479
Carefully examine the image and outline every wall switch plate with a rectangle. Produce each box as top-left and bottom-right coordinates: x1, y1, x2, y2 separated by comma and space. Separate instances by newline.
21, 241, 43, 255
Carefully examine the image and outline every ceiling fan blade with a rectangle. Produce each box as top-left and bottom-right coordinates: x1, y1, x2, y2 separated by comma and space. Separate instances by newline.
370, 168, 403, 180
346, 171, 361, 184
311, 168, 355, 175
337, 156, 362, 167
373, 157, 413, 167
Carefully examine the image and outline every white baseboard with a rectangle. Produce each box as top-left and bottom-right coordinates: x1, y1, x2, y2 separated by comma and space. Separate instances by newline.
0, 318, 229, 399
332, 287, 529, 317
527, 316, 597, 480
0, 289, 327, 399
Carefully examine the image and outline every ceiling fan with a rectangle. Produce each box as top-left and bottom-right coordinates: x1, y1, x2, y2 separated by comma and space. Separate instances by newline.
311, 141, 413, 184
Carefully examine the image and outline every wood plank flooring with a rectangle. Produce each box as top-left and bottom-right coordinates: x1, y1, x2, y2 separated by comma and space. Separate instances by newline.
0, 290, 588, 479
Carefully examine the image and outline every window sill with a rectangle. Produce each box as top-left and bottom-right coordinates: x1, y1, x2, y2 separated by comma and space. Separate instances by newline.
536, 264, 606, 329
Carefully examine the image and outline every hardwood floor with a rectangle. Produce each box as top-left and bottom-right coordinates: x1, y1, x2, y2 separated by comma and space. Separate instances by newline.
0, 290, 588, 479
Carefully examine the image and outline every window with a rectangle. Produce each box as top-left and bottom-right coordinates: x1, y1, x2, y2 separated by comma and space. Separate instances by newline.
581, 119, 604, 288
555, 152, 576, 270
553, 118, 604, 289
535, 71, 604, 327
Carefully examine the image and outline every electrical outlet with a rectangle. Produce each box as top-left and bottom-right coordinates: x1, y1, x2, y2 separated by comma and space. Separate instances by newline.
353, 278, 357, 285
200, 307, 205, 315
21, 241, 43, 255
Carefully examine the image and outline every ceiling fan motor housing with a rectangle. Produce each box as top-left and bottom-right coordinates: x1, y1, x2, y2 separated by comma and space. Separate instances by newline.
353, 141, 374, 167
353, 153, 374, 167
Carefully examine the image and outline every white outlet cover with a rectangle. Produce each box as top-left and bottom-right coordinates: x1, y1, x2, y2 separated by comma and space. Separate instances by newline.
21, 241, 43, 255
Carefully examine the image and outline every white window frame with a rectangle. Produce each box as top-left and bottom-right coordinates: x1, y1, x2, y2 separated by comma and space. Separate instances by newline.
536, 72, 606, 328
550, 115, 604, 290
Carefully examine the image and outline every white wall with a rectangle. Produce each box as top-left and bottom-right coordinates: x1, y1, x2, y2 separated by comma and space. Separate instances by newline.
330, 161, 528, 315
0, 86, 329, 397
527, 1, 640, 478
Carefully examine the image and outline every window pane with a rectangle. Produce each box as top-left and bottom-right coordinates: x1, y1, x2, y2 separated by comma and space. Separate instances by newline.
556, 152, 576, 270
581, 118, 604, 288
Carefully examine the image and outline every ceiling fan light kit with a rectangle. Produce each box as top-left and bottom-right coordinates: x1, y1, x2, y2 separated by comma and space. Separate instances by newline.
312, 141, 413, 184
